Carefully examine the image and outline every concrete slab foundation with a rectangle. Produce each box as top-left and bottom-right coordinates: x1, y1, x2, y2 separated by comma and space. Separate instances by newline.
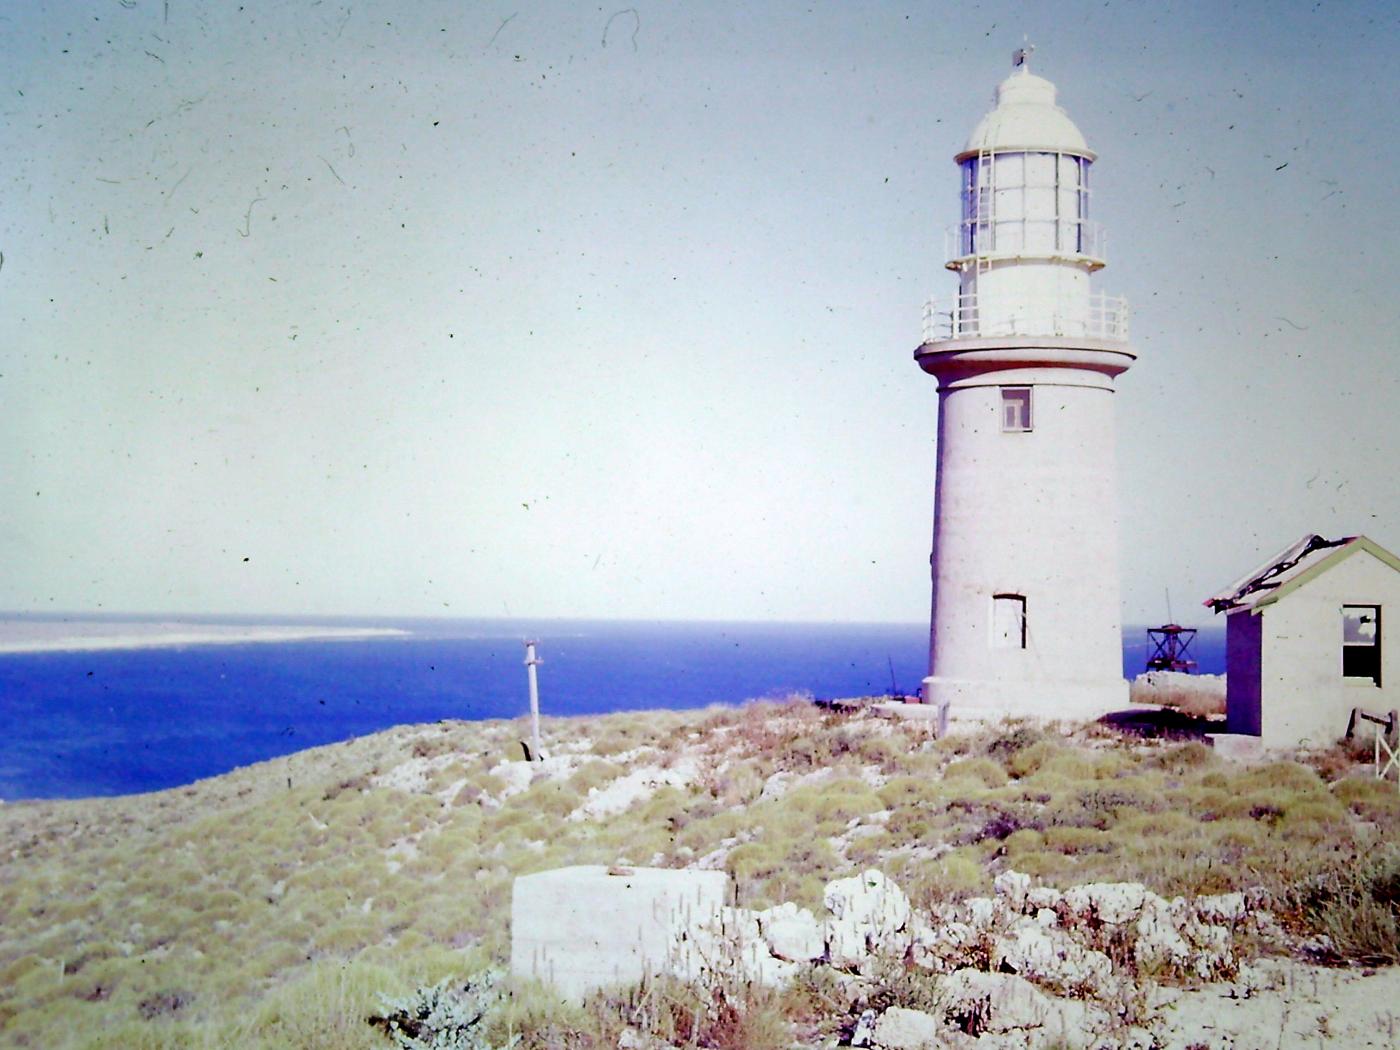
924, 675, 1128, 724
872, 701, 942, 721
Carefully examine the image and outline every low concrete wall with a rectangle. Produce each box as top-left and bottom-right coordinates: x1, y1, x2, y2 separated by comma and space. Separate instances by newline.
510, 865, 730, 1002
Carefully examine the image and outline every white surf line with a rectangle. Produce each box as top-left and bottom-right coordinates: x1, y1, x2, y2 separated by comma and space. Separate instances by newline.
0, 624, 409, 654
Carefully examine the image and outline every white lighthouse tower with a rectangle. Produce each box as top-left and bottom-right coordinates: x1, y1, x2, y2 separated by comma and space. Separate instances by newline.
917, 52, 1135, 721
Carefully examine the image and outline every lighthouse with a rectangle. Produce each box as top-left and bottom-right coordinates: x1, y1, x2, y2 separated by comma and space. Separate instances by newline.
917, 51, 1135, 721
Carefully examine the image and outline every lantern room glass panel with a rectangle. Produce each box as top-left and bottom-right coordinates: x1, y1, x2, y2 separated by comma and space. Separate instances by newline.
1024, 153, 1057, 253
958, 152, 1092, 257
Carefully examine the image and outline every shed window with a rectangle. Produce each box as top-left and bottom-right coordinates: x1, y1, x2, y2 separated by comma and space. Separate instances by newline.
1342, 605, 1381, 685
992, 594, 1027, 649
1001, 388, 1032, 432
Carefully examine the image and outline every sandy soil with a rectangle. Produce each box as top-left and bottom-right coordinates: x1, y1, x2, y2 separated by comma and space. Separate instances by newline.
0, 619, 407, 653
1160, 958, 1400, 1049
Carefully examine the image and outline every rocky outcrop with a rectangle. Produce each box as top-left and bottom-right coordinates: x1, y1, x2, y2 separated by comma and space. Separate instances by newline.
567, 760, 698, 821
512, 863, 1272, 1046
677, 867, 1267, 1047
991, 918, 1114, 995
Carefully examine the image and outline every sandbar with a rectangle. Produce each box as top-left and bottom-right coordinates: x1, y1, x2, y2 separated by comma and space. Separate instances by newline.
0, 620, 409, 654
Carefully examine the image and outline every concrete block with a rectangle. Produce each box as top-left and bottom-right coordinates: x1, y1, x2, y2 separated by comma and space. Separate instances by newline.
1207, 733, 1264, 763
510, 865, 730, 1001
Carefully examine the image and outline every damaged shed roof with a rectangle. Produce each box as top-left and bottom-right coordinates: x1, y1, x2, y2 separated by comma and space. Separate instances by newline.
1206, 533, 1352, 613
1205, 533, 1400, 614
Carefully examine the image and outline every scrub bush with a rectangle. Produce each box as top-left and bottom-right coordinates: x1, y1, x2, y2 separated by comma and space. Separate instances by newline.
942, 757, 1008, 788
1289, 848, 1400, 965
1334, 775, 1400, 822
369, 970, 519, 1050
877, 775, 945, 812
598, 972, 793, 1050
786, 779, 884, 829
894, 848, 988, 906
1042, 825, 1111, 856
1006, 739, 1062, 779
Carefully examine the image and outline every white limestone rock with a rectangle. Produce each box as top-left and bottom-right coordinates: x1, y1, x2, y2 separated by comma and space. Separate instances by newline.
992, 921, 1060, 978
488, 758, 536, 801
1091, 1026, 1162, 1050
738, 939, 800, 986
1133, 895, 1193, 974
825, 869, 913, 930
1041, 997, 1114, 1049
823, 869, 914, 967
993, 918, 1113, 993
993, 869, 1032, 912
1249, 909, 1287, 948
940, 969, 1054, 1035
718, 904, 762, 945
673, 905, 799, 987
759, 767, 832, 802
1195, 891, 1248, 924
375, 752, 462, 795
963, 896, 1000, 928
850, 1008, 878, 1048
617, 1028, 677, 1050
871, 1007, 952, 1050
968, 996, 1114, 1050
910, 916, 985, 973
758, 770, 797, 802
1026, 886, 1063, 912
755, 902, 825, 962
1061, 882, 1150, 925
825, 914, 871, 971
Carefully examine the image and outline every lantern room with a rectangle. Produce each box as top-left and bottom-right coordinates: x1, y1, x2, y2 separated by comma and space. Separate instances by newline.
953, 149, 1097, 262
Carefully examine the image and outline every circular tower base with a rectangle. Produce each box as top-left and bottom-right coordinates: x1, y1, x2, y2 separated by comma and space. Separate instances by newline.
921, 674, 1128, 725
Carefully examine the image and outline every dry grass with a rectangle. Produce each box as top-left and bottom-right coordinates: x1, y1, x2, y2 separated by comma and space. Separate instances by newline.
1, 700, 1395, 1047
1128, 672, 1226, 719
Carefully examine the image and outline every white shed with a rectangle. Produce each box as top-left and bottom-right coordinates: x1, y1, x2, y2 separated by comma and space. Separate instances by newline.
1206, 534, 1400, 749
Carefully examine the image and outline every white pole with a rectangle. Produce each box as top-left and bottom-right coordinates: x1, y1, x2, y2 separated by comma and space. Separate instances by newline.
524, 640, 542, 762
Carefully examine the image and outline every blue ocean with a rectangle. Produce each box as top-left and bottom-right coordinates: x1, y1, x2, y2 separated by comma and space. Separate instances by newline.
0, 618, 1223, 801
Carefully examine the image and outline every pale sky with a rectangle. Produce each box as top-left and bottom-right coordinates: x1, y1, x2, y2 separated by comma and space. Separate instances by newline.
2, 1, 1396, 624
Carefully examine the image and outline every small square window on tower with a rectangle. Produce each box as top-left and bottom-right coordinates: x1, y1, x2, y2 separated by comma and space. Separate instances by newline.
1001, 387, 1032, 432
1341, 605, 1381, 685
992, 593, 1027, 649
